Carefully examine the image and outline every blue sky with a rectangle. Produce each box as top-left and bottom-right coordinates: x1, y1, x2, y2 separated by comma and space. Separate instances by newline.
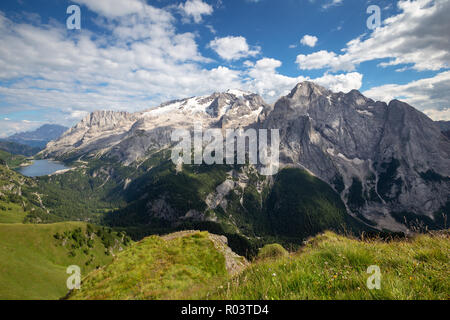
0, 0, 449, 136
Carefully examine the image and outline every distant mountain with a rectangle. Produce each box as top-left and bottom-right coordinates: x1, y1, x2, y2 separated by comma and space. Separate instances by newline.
435, 120, 450, 132
5, 124, 68, 149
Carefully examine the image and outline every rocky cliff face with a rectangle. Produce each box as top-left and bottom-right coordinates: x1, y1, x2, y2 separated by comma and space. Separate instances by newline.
41, 91, 270, 164
263, 82, 450, 231
436, 121, 450, 140
41, 83, 450, 232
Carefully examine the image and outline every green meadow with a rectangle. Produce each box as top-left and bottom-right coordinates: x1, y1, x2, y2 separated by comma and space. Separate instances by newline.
0, 222, 127, 300
69, 230, 449, 300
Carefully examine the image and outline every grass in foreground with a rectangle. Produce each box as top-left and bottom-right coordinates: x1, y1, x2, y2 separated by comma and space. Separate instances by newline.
208, 231, 449, 300
0, 222, 126, 300
69, 232, 228, 300
69, 230, 449, 300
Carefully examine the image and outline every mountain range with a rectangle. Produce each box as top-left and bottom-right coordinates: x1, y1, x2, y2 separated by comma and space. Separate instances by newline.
39, 82, 449, 245
4, 124, 68, 150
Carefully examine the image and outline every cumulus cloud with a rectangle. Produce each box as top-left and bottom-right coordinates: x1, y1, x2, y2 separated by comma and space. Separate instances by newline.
300, 35, 318, 47
244, 58, 362, 101
296, 50, 353, 71
423, 108, 450, 121
363, 71, 450, 120
0, 5, 242, 134
0, 2, 363, 137
72, 0, 146, 18
178, 0, 213, 23
2, 0, 447, 137
313, 72, 362, 93
209, 36, 260, 61
296, 0, 450, 72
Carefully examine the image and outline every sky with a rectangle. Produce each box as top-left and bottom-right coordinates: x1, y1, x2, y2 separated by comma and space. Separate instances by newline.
0, 0, 449, 137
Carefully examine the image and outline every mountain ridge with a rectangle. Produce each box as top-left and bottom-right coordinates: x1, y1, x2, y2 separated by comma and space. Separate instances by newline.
5, 124, 68, 149
40, 82, 450, 233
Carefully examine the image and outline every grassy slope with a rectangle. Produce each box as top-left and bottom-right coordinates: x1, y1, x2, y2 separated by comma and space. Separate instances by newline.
0, 202, 28, 223
0, 222, 121, 300
69, 231, 449, 300
210, 231, 449, 300
0, 141, 40, 157
0, 149, 28, 168
0, 161, 59, 224
0, 163, 38, 224
69, 231, 227, 300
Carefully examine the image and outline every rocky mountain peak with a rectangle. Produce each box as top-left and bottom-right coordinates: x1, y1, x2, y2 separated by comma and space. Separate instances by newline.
287, 81, 331, 99
142, 90, 268, 123
78, 110, 135, 129
344, 89, 371, 105
225, 89, 253, 97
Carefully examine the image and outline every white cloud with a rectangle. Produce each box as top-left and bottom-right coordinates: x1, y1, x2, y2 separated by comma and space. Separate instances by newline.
322, 0, 343, 10
296, 0, 450, 72
296, 50, 347, 70
209, 36, 260, 61
178, 0, 213, 23
73, 0, 146, 18
2, 0, 447, 137
0, 7, 243, 134
206, 24, 216, 34
313, 72, 362, 93
423, 108, 450, 121
363, 71, 450, 120
244, 58, 362, 102
300, 35, 318, 47
67, 110, 89, 120
0, 3, 363, 137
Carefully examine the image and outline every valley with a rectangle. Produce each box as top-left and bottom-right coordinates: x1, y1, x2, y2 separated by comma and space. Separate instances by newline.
0, 82, 448, 300
0, 0, 449, 304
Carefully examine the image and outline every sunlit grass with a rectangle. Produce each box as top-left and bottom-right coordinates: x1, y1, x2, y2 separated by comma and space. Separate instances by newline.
0, 222, 120, 300
69, 230, 449, 300
208, 231, 449, 300
70, 232, 228, 300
